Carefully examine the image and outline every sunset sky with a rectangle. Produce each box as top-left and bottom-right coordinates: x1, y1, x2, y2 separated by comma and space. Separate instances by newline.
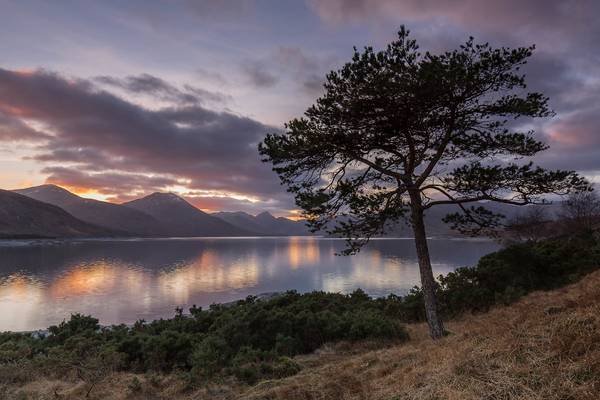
1, 0, 599, 216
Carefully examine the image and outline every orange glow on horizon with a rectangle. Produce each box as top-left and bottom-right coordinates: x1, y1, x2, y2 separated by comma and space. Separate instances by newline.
283, 209, 305, 221
46, 182, 114, 202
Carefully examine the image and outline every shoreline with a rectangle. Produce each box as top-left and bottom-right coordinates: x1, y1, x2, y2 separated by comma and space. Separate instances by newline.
0, 235, 493, 247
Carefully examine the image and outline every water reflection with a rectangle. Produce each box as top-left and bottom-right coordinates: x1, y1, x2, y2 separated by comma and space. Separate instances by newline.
0, 237, 499, 331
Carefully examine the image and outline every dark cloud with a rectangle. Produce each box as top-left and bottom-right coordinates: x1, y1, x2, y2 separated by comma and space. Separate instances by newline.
0, 112, 50, 141
0, 68, 294, 212
95, 73, 231, 105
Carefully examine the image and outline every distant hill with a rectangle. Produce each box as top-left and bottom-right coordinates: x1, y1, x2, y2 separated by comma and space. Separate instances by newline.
6, 184, 565, 239
124, 192, 251, 237
213, 211, 311, 236
336, 202, 563, 237
0, 189, 115, 238
14, 184, 164, 236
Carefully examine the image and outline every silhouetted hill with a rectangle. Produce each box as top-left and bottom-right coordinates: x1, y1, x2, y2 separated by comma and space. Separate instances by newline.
14, 184, 164, 236
213, 211, 311, 236
378, 202, 563, 237
124, 192, 251, 236
0, 189, 115, 238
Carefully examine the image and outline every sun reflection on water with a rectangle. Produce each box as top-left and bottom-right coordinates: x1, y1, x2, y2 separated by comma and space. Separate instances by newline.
0, 238, 499, 331
158, 249, 260, 304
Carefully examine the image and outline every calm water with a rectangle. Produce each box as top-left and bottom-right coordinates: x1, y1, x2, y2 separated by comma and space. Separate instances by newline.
0, 237, 499, 331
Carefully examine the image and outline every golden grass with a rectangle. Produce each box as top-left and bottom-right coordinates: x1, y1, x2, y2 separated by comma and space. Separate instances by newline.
6, 271, 600, 400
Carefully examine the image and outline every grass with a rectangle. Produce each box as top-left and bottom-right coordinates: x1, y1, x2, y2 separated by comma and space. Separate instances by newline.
4, 268, 600, 399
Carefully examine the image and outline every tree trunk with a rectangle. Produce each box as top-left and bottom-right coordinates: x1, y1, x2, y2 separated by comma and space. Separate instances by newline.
409, 193, 445, 339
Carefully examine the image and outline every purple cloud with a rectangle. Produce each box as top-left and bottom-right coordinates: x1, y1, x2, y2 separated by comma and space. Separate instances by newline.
0, 68, 294, 211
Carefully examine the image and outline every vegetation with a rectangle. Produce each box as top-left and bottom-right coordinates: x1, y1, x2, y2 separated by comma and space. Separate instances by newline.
1, 233, 599, 399
259, 26, 589, 339
245, 266, 600, 400
560, 191, 600, 234
0, 288, 408, 391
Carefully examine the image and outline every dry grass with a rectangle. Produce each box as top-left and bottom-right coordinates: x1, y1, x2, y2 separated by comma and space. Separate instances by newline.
5, 271, 600, 400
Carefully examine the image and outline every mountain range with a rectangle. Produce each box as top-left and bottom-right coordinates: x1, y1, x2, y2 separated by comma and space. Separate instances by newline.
213, 211, 311, 236
124, 192, 252, 237
14, 185, 165, 236
3, 184, 310, 239
1, 184, 563, 240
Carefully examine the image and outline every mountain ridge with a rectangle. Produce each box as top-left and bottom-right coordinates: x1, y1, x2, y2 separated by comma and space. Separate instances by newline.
0, 189, 117, 238
213, 210, 311, 236
14, 184, 165, 236
123, 192, 253, 237
9, 184, 564, 239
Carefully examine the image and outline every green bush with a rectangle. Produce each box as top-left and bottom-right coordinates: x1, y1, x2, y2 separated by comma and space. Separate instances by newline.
1, 288, 408, 385
400, 234, 600, 321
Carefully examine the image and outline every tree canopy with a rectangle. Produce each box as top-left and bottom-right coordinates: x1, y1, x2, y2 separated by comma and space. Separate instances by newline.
260, 27, 588, 253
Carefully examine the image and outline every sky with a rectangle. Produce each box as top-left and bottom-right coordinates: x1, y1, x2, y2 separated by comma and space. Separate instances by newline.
0, 0, 599, 216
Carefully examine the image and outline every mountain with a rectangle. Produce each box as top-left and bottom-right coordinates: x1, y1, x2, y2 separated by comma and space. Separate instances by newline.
14, 184, 164, 236
254, 211, 311, 235
123, 192, 251, 236
0, 189, 115, 238
212, 211, 271, 234
213, 211, 311, 236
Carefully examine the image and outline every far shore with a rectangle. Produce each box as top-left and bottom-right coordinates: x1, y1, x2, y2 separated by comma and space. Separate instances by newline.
0, 234, 493, 246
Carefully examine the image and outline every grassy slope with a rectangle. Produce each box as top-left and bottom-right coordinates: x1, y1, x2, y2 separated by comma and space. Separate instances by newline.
10, 269, 600, 400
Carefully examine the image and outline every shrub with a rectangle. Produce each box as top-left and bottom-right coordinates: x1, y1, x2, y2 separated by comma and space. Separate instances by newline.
414, 234, 600, 319
5, 234, 595, 386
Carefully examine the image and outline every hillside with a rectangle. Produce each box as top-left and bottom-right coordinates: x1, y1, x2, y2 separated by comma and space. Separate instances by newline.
214, 211, 311, 236
244, 269, 600, 400
0, 189, 115, 238
124, 192, 251, 236
15, 184, 164, 236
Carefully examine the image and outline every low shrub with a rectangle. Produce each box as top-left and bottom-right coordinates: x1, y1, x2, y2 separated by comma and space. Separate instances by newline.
0, 289, 408, 385
399, 234, 600, 321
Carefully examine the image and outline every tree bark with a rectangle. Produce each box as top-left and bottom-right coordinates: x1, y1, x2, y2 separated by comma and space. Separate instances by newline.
409, 191, 445, 339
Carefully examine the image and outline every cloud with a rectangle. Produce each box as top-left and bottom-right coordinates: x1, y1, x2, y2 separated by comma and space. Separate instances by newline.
241, 46, 334, 95
308, 0, 599, 34
307, 0, 600, 177
301, 73, 325, 96
0, 68, 294, 212
535, 105, 600, 175
42, 167, 181, 201
196, 67, 228, 87
182, 0, 256, 21
240, 61, 279, 88
0, 112, 50, 142
95, 73, 231, 105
